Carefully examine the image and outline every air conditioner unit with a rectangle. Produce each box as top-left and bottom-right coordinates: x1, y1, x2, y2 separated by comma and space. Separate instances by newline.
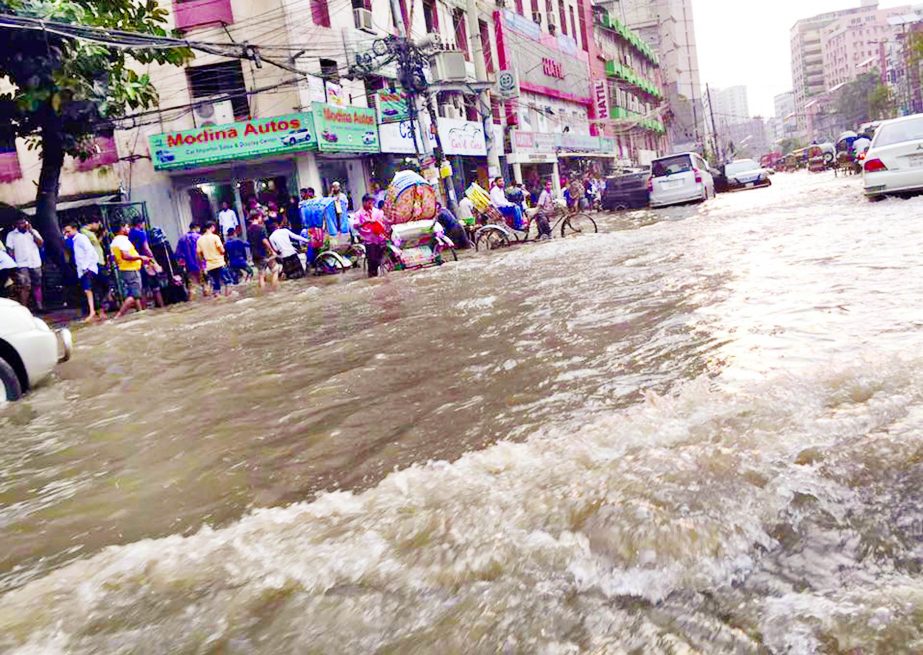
546, 17, 556, 34
193, 99, 235, 128
430, 50, 467, 82
354, 8, 374, 33
532, 10, 542, 24
442, 105, 461, 119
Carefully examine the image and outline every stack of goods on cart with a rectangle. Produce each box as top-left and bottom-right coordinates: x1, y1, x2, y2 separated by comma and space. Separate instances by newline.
384, 170, 437, 225
300, 197, 350, 248
465, 183, 502, 223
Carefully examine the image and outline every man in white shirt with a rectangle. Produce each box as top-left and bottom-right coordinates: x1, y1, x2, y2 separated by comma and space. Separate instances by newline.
489, 177, 524, 230
63, 221, 105, 321
457, 196, 475, 226
5, 218, 44, 310
268, 220, 311, 279
217, 201, 239, 239
327, 181, 350, 243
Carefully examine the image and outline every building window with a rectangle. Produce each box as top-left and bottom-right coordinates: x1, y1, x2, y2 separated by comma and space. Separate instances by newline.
558, 0, 567, 35
320, 58, 340, 85
173, 0, 233, 31
351, 0, 371, 9
479, 20, 493, 73
568, 5, 577, 45
578, 2, 588, 52
422, 0, 439, 32
0, 130, 21, 183
311, 0, 331, 28
491, 98, 502, 124
453, 8, 469, 60
532, 0, 540, 20
514, 0, 523, 15
75, 132, 119, 172
187, 61, 250, 120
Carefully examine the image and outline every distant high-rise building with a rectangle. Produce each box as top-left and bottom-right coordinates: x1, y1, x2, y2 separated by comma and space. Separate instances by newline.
773, 91, 798, 141
618, 0, 704, 151
712, 86, 750, 126
791, 1, 909, 136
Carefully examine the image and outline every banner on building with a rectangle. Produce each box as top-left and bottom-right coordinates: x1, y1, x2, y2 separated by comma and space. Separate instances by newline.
593, 80, 609, 122
375, 90, 411, 124
437, 118, 488, 157
148, 112, 317, 171
312, 102, 380, 153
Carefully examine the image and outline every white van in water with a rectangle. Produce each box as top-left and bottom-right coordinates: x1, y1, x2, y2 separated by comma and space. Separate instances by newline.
648, 152, 715, 208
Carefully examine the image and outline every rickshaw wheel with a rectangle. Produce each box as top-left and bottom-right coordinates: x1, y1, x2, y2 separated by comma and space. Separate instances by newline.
476, 228, 511, 251
314, 253, 346, 275
561, 213, 598, 238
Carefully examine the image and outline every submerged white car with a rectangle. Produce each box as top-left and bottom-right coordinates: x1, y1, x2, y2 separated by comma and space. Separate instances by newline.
0, 298, 72, 401
863, 113, 923, 199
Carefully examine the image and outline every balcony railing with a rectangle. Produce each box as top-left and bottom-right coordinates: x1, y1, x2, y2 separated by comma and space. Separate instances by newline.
605, 60, 663, 99
609, 107, 664, 134
74, 136, 119, 172
174, 0, 234, 31
595, 10, 658, 66
0, 150, 22, 183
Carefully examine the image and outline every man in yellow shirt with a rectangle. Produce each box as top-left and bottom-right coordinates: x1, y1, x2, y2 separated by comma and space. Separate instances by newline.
196, 221, 230, 297
110, 221, 151, 318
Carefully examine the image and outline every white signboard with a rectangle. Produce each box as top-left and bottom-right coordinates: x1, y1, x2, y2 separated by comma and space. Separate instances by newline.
438, 118, 488, 156
378, 119, 435, 154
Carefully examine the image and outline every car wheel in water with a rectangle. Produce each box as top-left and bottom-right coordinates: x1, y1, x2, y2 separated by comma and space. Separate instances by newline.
0, 357, 23, 402
561, 213, 598, 238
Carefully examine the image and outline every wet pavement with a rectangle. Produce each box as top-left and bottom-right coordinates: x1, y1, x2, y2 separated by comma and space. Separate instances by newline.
2, 172, 923, 653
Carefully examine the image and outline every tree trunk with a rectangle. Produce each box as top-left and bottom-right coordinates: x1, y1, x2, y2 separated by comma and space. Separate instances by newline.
33, 124, 66, 267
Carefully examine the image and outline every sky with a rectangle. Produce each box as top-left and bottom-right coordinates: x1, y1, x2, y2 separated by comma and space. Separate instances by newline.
692, 0, 911, 117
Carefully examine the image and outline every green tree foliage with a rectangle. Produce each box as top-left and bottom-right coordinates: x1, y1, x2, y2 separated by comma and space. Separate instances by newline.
836, 72, 883, 132
0, 0, 190, 261
778, 137, 805, 156
869, 83, 896, 121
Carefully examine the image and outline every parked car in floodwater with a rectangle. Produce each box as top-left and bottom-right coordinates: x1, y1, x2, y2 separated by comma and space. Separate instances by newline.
0, 299, 71, 401
602, 168, 650, 210
863, 113, 923, 200
724, 159, 772, 191
648, 152, 715, 208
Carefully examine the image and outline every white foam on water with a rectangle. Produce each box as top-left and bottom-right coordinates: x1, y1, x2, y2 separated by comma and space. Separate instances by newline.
2, 353, 923, 653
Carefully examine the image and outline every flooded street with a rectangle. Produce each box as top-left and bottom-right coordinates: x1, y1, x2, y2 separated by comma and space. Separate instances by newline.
3, 172, 923, 653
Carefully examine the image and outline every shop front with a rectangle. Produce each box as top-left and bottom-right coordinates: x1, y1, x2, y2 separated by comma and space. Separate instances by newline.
507, 131, 560, 196
557, 134, 619, 178
148, 103, 380, 233
149, 111, 319, 234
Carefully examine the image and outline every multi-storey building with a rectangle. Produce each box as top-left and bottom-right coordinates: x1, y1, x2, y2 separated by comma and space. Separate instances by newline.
773, 91, 799, 141
617, 0, 703, 152
584, 2, 666, 166
791, 1, 910, 136
711, 86, 750, 127
821, 3, 911, 90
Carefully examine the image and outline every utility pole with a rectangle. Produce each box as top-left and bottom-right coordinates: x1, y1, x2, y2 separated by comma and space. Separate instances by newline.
706, 83, 721, 164
359, 17, 460, 211
466, 0, 502, 177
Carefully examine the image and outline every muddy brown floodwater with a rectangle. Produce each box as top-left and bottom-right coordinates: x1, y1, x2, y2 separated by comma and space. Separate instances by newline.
2, 172, 923, 653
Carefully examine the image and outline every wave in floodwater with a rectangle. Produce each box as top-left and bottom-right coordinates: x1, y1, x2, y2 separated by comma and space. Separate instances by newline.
3, 354, 923, 654
3, 174, 923, 653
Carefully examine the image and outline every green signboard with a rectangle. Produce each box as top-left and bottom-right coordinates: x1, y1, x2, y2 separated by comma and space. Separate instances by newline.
312, 102, 379, 153
149, 112, 317, 171
375, 89, 410, 124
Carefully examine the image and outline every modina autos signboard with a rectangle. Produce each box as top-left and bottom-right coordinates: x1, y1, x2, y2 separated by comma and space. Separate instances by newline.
149, 112, 318, 171
312, 102, 379, 153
